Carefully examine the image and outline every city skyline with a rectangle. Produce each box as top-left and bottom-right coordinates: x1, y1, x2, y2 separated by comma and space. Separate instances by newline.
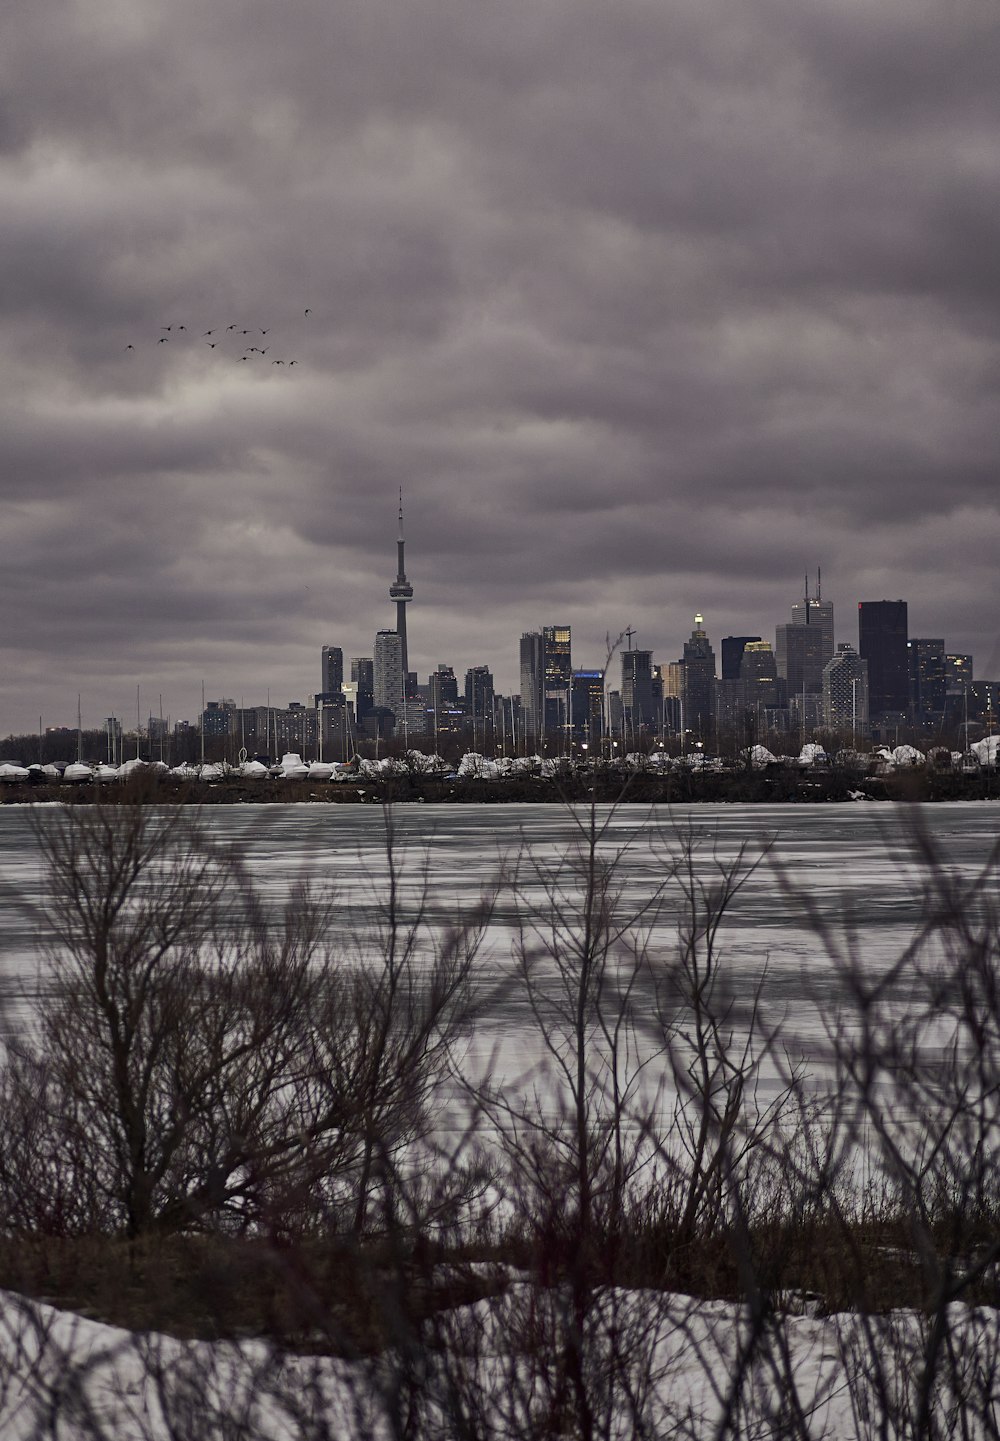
3, 0, 1000, 736
10, 536, 992, 740
1, 495, 995, 736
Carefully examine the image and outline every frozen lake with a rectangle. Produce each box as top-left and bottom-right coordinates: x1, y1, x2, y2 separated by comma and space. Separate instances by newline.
1, 800, 998, 1093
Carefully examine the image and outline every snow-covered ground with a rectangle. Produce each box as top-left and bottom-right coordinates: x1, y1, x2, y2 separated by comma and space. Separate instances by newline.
2, 1284, 998, 1439
0, 805, 998, 1435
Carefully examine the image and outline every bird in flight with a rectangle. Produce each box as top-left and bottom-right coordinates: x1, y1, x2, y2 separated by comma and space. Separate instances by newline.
206, 343, 217, 349
227, 324, 238, 331
161, 326, 171, 331
203, 330, 214, 336
158, 337, 169, 343
260, 329, 269, 335
125, 344, 134, 350
304, 309, 310, 316
272, 359, 284, 364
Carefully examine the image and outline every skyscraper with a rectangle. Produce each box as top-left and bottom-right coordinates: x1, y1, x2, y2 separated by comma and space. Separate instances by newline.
388, 491, 414, 677
519, 632, 546, 742
681, 614, 716, 745
740, 641, 783, 708
721, 636, 761, 682
621, 649, 653, 731
350, 656, 374, 721
321, 646, 343, 696
465, 666, 495, 730
374, 630, 404, 719
775, 623, 827, 698
542, 626, 572, 689
822, 643, 868, 734
543, 625, 572, 732
908, 638, 946, 724
858, 601, 909, 720
429, 665, 459, 710
791, 572, 835, 667
571, 670, 605, 741
520, 628, 571, 742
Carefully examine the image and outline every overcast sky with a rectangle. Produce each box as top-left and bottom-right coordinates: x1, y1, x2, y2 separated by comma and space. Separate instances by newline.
2, 0, 999, 734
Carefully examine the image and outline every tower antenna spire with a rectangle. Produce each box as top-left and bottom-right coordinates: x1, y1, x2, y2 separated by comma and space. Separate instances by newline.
389, 490, 414, 678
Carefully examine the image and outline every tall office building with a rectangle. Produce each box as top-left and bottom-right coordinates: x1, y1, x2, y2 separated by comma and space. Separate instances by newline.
543, 626, 572, 689
520, 627, 571, 742
321, 646, 343, 697
571, 671, 605, 741
908, 639, 946, 724
740, 641, 783, 708
543, 625, 572, 731
721, 636, 761, 682
858, 600, 909, 719
791, 572, 835, 667
775, 623, 827, 698
429, 665, 459, 710
388, 491, 414, 677
946, 654, 974, 692
519, 632, 546, 742
822, 643, 868, 734
373, 630, 404, 719
465, 666, 495, 728
621, 649, 654, 730
681, 614, 716, 744
350, 656, 374, 721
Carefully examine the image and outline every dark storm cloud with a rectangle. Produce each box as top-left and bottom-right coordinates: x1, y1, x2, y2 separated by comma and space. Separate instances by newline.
1, 0, 999, 733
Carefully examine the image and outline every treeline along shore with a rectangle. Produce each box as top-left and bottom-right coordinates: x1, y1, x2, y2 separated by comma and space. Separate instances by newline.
0, 765, 997, 804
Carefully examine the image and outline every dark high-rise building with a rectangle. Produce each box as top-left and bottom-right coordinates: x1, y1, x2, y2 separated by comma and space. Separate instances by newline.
858, 601, 909, 719
740, 641, 783, 708
571, 670, 605, 741
351, 656, 374, 720
721, 636, 761, 682
519, 632, 546, 741
543, 625, 572, 690
465, 666, 495, 727
946, 654, 974, 693
520, 627, 571, 742
388, 491, 414, 676
321, 645, 343, 697
681, 614, 716, 744
621, 649, 654, 731
543, 625, 572, 731
775, 623, 826, 698
429, 665, 459, 710
791, 572, 835, 668
908, 639, 946, 724
201, 699, 236, 738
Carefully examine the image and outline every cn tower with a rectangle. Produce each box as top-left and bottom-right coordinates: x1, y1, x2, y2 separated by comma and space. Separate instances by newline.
388, 489, 413, 677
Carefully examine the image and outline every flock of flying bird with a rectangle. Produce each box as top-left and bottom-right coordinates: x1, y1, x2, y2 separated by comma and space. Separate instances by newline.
124, 310, 312, 367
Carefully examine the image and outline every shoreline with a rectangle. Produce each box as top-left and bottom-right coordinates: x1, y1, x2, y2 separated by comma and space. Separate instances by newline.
0, 768, 996, 805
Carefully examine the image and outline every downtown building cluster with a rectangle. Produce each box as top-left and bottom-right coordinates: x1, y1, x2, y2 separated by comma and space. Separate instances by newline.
34, 512, 995, 766
194, 531, 995, 760
186, 514, 995, 762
